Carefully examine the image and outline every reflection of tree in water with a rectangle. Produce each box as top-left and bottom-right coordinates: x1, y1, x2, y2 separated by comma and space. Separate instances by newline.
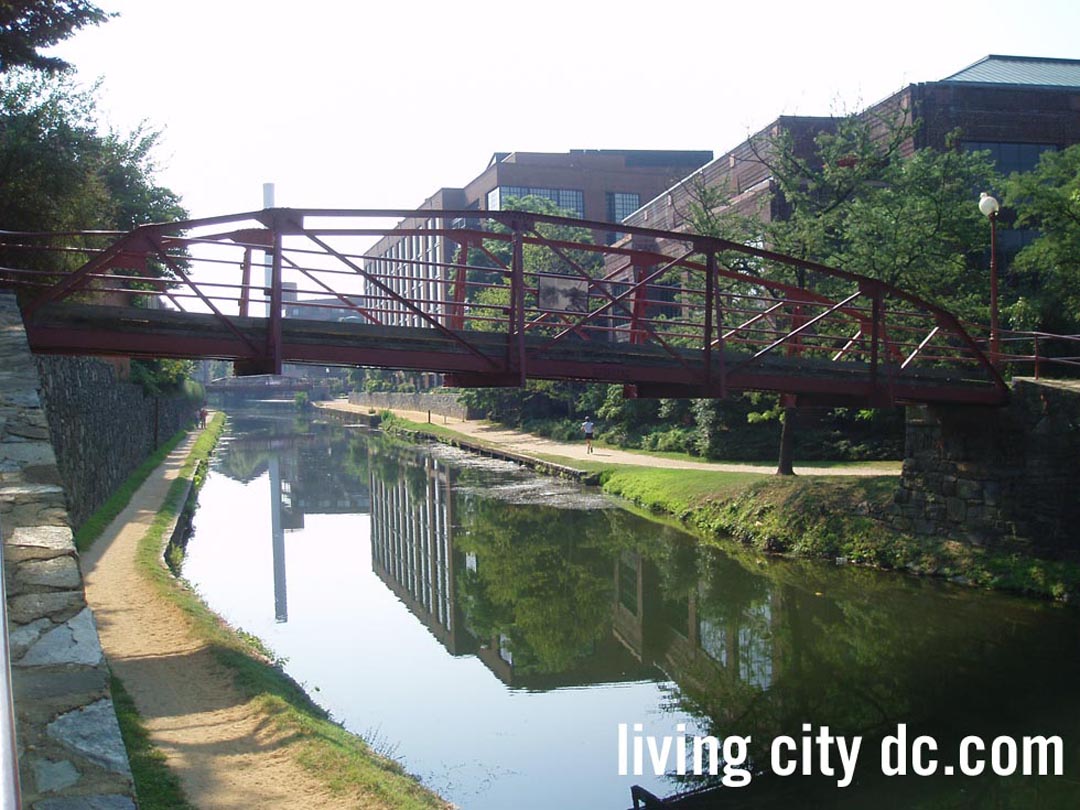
215, 416, 373, 519
216, 442, 273, 483
363, 432, 429, 487
356, 426, 1080, 805
645, 546, 1080, 806
455, 498, 613, 675
214, 412, 317, 482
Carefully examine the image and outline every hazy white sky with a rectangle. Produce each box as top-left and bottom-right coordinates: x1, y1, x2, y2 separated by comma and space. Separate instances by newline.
46, 0, 1080, 220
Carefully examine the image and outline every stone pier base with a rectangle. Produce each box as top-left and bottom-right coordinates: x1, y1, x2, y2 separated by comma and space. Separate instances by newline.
889, 378, 1080, 557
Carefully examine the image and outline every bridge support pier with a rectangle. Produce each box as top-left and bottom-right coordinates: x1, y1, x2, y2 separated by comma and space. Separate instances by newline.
889, 378, 1080, 557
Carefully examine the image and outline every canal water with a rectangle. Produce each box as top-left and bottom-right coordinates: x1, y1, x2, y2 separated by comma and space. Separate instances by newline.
182, 409, 1080, 809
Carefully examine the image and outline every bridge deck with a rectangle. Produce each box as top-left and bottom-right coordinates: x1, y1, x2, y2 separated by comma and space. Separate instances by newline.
26, 303, 1002, 405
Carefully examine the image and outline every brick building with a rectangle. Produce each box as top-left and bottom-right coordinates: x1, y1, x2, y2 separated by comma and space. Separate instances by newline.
358, 149, 712, 326
622, 55, 1080, 253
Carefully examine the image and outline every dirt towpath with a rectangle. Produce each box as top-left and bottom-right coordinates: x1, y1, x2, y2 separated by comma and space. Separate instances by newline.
318, 401, 900, 477
80, 433, 343, 809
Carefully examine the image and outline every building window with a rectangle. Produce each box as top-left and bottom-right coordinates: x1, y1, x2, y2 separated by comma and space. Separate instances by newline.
486, 185, 585, 217
963, 140, 1057, 263
606, 191, 641, 223
961, 141, 1057, 176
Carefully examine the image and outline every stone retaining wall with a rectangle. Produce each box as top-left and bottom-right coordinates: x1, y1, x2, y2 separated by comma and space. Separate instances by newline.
889, 378, 1080, 557
35, 356, 197, 528
348, 391, 478, 421
1, 292, 136, 808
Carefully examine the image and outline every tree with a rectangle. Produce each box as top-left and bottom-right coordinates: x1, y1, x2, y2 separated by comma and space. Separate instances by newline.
1005, 143, 1080, 333
128, 358, 195, 395
476, 194, 602, 276
0, 69, 186, 238
0, 68, 190, 391
756, 113, 999, 315
0, 1, 110, 73
458, 195, 605, 425
739, 113, 1000, 473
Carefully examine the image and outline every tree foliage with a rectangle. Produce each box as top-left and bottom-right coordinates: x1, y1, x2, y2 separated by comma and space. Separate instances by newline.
0, 69, 185, 234
129, 358, 196, 396
1005, 143, 1080, 332
0, 68, 190, 392
750, 113, 1000, 317
0, 1, 109, 73
478, 194, 602, 276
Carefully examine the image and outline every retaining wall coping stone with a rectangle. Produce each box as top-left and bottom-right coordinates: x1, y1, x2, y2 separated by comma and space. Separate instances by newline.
45, 699, 130, 775
17, 608, 104, 668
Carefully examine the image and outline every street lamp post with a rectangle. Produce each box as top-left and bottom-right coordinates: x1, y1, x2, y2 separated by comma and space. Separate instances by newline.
979, 192, 1000, 364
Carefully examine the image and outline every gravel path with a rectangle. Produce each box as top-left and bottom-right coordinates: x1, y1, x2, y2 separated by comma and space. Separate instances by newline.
80, 434, 345, 809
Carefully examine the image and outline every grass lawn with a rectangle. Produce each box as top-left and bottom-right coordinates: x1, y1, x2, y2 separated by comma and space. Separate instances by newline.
377, 409, 1080, 600
598, 440, 902, 472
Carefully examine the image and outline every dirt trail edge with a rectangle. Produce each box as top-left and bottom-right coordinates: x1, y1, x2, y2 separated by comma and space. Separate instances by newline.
319, 401, 900, 477
80, 432, 341, 810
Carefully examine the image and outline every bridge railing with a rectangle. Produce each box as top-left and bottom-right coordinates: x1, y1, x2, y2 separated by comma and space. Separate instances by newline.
986, 329, 1080, 379
0, 209, 1008, 404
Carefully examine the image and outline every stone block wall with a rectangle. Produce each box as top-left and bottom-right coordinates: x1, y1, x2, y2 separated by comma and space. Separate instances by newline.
35, 356, 196, 528
348, 390, 479, 421
889, 379, 1080, 557
2, 292, 135, 807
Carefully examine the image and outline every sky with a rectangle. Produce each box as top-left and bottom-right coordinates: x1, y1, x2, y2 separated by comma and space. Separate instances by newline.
45, 0, 1080, 221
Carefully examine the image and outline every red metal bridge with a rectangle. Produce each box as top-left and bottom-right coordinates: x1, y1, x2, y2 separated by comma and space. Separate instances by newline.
0, 208, 1017, 406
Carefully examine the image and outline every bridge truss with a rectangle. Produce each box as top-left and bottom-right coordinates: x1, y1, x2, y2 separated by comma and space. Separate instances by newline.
0, 208, 1009, 406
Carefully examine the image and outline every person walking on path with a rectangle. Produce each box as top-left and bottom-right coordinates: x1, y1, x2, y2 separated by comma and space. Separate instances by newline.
581, 416, 595, 454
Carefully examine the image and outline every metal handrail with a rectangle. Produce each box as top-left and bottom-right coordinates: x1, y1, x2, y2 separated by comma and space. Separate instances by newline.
0, 517, 23, 808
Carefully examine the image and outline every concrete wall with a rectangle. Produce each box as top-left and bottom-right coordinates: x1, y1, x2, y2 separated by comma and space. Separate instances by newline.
889, 378, 1080, 557
1, 292, 136, 808
348, 391, 479, 421
34, 356, 197, 528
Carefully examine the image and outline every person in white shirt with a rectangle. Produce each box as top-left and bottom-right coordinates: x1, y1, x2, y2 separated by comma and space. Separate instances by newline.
581, 417, 595, 454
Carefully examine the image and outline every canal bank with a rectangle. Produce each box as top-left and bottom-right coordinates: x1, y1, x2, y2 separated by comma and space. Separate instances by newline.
315, 401, 1080, 602
80, 413, 449, 810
